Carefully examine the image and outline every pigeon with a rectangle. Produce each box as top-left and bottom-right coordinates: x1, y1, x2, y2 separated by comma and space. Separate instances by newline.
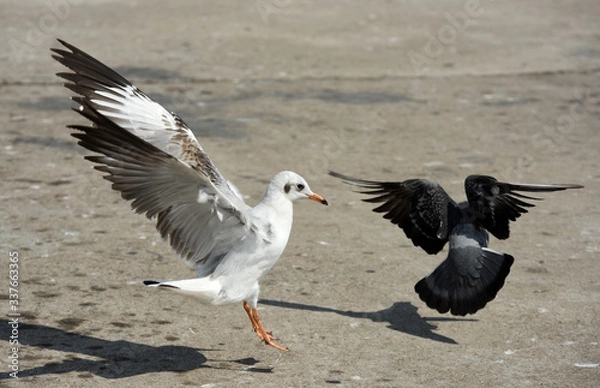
51, 39, 328, 351
330, 171, 583, 316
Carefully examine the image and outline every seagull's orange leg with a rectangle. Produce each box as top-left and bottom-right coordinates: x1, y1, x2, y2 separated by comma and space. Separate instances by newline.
243, 301, 275, 341
242, 301, 288, 352
243, 301, 260, 333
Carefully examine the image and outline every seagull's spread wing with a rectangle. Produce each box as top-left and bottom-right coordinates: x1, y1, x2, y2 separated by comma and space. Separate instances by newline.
330, 171, 460, 254
51, 40, 230, 183
52, 40, 257, 272
464, 175, 583, 240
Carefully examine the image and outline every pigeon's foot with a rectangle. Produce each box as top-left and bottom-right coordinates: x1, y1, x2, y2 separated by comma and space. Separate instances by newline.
243, 301, 289, 352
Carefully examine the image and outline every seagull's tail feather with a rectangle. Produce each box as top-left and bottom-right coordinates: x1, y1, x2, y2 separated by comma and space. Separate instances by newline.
414, 248, 514, 316
143, 278, 221, 304
143, 280, 177, 288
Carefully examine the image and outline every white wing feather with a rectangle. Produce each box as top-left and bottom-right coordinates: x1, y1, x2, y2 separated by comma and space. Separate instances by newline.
52, 39, 258, 274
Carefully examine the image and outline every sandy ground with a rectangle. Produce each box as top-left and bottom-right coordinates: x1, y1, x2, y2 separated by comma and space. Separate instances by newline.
1, 1, 599, 386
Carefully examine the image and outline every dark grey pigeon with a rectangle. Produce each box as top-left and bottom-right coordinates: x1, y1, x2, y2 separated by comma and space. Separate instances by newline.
330, 171, 583, 316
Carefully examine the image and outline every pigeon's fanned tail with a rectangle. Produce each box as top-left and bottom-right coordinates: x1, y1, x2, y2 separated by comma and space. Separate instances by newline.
414, 249, 514, 316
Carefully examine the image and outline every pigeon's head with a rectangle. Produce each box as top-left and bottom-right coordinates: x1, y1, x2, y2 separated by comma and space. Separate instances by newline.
271, 171, 328, 205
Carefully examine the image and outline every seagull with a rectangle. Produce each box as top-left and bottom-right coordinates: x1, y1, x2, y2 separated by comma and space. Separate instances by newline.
51, 39, 328, 352
329, 171, 582, 316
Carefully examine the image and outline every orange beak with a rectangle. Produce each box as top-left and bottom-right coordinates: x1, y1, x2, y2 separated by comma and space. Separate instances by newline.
307, 192, 328, 206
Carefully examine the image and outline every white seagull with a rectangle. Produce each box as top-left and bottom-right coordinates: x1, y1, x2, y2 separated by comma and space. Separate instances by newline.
51, 39, 327, 351
330, 171, 582, 316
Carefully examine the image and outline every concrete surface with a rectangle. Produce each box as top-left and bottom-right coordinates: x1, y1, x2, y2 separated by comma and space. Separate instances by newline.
1, 1, 599, 386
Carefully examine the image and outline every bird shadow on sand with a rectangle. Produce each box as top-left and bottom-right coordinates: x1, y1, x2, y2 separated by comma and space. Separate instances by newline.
260, 300, 476, 344
0, 319, 220, 380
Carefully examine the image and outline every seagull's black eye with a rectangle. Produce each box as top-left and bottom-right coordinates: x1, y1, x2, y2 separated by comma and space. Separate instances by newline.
297, 183, 305, 191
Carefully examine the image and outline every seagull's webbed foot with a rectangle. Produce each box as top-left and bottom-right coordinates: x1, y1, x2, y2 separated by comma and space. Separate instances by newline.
243, 301, 289, 352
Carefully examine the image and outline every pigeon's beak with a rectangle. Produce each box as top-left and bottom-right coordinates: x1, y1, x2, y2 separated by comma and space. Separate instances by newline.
307, 192, 328, 206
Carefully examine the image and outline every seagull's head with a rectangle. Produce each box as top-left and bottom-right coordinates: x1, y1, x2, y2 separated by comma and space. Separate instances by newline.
272, 171, 328, 205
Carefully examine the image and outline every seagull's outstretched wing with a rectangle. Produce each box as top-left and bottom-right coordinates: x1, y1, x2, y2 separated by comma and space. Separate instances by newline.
52, 40, 257, 273
329, 171, 461, 254
464, 175, 583, 240
51, 39, 242, 197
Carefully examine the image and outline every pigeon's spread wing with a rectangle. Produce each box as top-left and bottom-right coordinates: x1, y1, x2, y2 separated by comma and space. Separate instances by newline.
464, 175, 583, 240
52, 40, 257, 272
330, 171, 460, 254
